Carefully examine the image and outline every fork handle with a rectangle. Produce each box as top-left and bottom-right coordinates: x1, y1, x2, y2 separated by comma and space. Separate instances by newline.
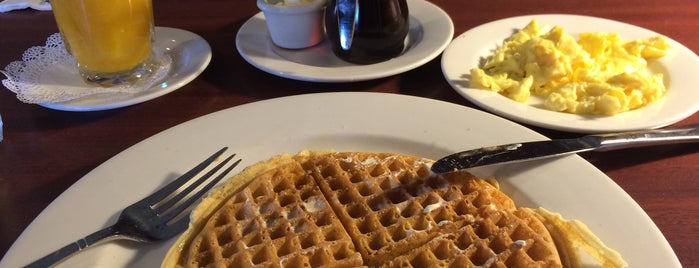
25, 225, 118, 268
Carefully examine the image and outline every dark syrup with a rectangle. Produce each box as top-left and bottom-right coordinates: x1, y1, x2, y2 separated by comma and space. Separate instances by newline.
325, 0, 409, 64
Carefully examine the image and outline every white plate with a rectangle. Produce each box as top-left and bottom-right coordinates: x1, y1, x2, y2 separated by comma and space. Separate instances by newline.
0, 92, 679, 267
41, 27, 212, 112
236, 0, 453, 82
442, 14, 699, 133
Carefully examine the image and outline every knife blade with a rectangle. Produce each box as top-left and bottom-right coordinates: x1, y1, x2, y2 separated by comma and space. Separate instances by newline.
431, 124, 699, 173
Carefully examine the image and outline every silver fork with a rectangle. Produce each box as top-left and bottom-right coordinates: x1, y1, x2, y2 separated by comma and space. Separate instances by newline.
25, 147, 241, 268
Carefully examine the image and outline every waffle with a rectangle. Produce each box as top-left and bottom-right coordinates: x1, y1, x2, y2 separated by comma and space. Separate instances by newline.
163, 151, 562, 267
165, 154, 363, 267
382, 208, 561, 267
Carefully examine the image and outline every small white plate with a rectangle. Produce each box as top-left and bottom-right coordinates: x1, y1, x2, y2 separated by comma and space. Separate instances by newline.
236, 0, 454, 82
41, 27, 212, 112
442, 14, 699, 133
0, 92, 680, 267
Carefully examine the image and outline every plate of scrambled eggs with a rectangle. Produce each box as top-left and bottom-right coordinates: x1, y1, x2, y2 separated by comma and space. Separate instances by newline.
442, 14, 699, 133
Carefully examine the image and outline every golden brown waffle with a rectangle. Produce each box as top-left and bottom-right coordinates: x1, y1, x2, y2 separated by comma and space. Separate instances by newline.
170, 159, 363, 267
382, 208, 562, 267
163, 151, 562, 267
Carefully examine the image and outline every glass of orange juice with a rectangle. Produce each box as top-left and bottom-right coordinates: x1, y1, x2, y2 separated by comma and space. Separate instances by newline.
50, 0, 157, 87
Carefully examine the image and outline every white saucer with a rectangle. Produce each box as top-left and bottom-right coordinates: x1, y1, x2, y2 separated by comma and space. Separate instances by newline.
442, 14, 699, 133
41, 27, 212, 112
236, 0, 454, 82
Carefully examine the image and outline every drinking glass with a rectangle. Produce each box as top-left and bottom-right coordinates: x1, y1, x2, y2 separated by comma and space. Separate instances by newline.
50, 0, 157, 86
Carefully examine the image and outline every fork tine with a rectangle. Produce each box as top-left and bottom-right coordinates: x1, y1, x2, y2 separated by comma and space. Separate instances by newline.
161, 157, 242, 234
155, 154, 238, 215
141, 147, 228, 205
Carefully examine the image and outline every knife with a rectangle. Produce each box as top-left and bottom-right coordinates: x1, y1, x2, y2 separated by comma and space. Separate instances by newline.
431, 124, 699, 173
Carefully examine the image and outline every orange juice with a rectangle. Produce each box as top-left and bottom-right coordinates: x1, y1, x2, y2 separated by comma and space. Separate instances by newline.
51, 0, 155, 83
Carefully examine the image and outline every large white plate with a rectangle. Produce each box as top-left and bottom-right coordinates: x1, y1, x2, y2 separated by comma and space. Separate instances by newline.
236, 0, 453, 82
0, 93, 679, 267
41, 27, 212, 112
442, 14, 699, 133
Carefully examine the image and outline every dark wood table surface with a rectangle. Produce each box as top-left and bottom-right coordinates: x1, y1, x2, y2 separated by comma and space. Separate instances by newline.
1, 0, 698, 266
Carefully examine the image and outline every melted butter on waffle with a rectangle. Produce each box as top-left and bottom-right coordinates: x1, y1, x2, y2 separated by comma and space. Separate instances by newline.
163, 151, 625, 267
529, 208, 628, 268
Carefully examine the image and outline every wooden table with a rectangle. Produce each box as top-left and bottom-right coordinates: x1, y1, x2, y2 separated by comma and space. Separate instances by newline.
1, 0, 698, 266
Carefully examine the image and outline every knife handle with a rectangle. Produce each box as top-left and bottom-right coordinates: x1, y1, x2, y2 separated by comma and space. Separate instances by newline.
593, 124, 699, 151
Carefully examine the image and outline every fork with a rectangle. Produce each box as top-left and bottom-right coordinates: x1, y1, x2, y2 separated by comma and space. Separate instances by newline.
25, 147, 241, 268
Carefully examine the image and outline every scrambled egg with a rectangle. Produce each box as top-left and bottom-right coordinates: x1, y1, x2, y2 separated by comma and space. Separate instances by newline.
470, 19, 671, 115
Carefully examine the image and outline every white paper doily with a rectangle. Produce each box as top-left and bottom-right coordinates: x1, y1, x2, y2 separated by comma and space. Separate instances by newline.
2, 33, 171, 104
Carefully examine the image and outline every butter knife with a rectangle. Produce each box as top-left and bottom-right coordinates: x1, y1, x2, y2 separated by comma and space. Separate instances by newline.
431, 124, 699, 173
